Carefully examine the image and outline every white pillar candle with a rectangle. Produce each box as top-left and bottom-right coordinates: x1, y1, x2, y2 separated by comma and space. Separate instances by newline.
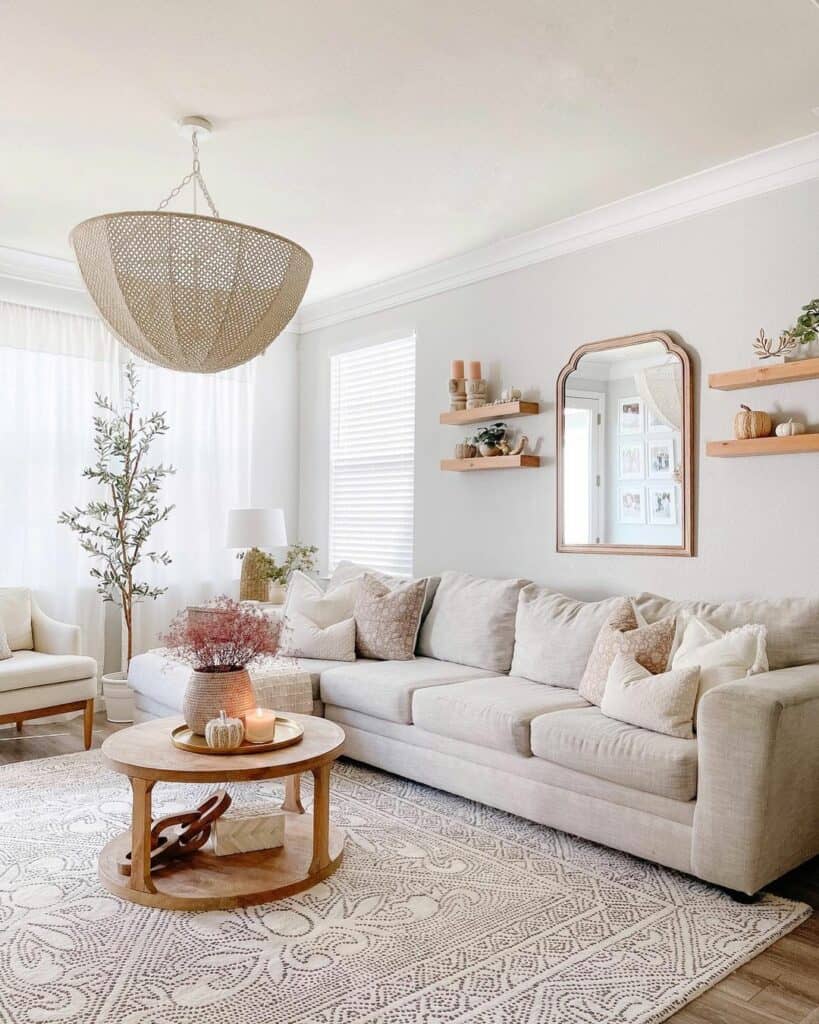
244, 708, 277, 744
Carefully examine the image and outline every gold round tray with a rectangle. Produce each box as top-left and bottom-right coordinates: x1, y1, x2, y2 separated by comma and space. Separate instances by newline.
170, 717, 304, 756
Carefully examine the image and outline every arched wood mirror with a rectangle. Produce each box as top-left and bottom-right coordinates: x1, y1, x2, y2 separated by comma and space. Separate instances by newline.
557, 331, 694, 556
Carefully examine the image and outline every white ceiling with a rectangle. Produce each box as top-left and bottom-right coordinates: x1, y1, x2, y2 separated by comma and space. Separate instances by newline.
2, 1, 818, 304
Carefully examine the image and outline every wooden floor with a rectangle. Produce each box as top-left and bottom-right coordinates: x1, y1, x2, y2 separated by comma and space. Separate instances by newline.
1, 713, 817, 1023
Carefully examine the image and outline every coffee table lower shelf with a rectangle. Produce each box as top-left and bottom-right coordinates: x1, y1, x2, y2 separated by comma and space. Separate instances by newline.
98, 811, 344, 911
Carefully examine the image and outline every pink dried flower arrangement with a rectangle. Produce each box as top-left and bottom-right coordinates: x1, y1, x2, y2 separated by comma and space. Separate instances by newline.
161, 597, 280, 673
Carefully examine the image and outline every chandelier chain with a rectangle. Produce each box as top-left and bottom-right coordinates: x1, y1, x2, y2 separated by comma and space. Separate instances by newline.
157, 130, 220, 218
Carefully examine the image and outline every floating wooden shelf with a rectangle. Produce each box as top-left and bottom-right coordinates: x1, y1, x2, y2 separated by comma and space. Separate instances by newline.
706, 434, 819, 458
439, 400, 540, 425
441, 454, 540, 471
708, 357, 819, 391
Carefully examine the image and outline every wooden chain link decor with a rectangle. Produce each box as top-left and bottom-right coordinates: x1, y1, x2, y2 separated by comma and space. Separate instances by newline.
70, 120, 312, 374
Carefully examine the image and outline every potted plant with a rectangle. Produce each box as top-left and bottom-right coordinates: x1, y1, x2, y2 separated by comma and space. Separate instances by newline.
474, 421, 508, 456
788, 298, 819, 359
59, 362, 174, 722
161, 597, 281, 734
242, 543, 319, 604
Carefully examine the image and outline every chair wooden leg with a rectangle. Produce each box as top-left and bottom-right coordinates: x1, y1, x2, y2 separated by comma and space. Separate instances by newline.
15, 720, 22, 733
83, 698, 94, 750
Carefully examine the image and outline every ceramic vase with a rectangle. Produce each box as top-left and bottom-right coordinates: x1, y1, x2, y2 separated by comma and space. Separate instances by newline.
479, 442, 501, 457
183, 668, 255, 735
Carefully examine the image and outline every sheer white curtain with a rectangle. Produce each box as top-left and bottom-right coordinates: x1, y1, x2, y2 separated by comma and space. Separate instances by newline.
0, 302, 118, 666
128, 362, 254, 655
0, 299, 255, 667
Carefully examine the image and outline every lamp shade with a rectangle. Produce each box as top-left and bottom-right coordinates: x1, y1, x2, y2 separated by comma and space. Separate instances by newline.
226, 508, 287, 549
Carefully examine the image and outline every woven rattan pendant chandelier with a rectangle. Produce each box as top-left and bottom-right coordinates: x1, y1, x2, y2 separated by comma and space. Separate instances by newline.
70, 116, 312, 373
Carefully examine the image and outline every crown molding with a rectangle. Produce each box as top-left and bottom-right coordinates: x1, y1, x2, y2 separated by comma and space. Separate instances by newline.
3, 132, 819, 333
297, 131, 819, 334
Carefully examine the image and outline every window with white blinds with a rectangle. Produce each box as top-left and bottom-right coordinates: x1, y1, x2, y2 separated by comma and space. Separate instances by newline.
329, 335, 416, 577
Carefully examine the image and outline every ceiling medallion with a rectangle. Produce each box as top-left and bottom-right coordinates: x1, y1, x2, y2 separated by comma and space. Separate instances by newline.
70, 116, 312, 374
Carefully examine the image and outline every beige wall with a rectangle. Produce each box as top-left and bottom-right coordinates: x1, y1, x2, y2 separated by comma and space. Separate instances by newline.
298, 178, 819, 601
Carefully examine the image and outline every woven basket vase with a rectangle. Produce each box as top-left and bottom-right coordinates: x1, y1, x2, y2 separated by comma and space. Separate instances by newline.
183, 669, 256, 735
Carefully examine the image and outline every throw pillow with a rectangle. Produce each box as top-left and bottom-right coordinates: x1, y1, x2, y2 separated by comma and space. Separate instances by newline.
579, 602, 677, 706
353, 574, 428, 661
510, 586, 633, 689
600, 653, 700, 739
671, 613, 768, 702
278, 571, 356, 662
329, 561, 441, 620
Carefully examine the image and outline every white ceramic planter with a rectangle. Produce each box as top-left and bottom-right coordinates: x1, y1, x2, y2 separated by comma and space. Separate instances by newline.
785, 339, 819, 361
102, 671, 135, 723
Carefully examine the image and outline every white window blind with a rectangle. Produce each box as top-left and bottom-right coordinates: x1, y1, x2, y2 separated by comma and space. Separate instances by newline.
329, 336, 416, 576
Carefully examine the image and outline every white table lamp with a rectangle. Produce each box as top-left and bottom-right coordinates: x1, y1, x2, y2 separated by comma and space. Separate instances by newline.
226, 508, 287, 601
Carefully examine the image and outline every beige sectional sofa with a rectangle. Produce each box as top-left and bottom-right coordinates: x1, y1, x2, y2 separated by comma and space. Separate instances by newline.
127, 570, 819, 897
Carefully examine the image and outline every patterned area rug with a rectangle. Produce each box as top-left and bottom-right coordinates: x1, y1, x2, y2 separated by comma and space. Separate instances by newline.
0, 752, 810, 1024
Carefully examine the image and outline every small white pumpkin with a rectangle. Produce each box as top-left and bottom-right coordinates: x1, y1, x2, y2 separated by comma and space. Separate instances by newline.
775, 418, 806, 437
205, 709, 245, 751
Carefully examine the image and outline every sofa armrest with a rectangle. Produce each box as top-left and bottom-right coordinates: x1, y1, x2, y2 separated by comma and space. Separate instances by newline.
692, 664, 819, 895
31, 597, 82, 656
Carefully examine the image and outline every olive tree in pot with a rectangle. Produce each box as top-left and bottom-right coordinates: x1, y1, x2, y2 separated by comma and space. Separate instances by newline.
59, 362, 174, 722
161, 598, 281, 734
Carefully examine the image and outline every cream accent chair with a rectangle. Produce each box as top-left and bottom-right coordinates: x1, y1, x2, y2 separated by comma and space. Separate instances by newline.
0, 588, 98, 749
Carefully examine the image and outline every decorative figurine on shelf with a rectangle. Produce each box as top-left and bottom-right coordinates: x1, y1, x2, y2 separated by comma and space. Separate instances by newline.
775, 418, 806, 437
474, 421, 507, 456
752, 328, 797, 361
498, 434, 528, 456
500, 386, 522, 403
455, 438, 477, 459
448, 359, 466, 411
466, 361, 488, 409
733, 404, 773, 439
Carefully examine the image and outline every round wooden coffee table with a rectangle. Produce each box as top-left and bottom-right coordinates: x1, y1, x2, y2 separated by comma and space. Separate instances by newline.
99, 714, 345, 910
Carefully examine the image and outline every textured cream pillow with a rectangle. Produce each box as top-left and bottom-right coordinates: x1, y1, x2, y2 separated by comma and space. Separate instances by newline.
354, 574, 428, 661
601, 653, 699, 739
579, 603, 677, 706
279, 571, 356, 661
671, 613, 768, 702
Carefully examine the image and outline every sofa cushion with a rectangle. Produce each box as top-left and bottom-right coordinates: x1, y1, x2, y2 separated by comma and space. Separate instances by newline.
329, 561, 440, 620
0, 588, 33, 651
0, 625, 10, 661
353, 574, 427, 661
319, 657, 493, 724
417, 571, 528, 672
412, 676, 590, 756
0, 650, 97, 694
634, 592, 819, 671
530, 707, 697, 802
510, 586, 631, 689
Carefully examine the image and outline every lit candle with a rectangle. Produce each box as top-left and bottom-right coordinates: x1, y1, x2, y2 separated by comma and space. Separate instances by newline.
450, 359, 464, 379
467, 360, 482, 380
244, 708, 277, 744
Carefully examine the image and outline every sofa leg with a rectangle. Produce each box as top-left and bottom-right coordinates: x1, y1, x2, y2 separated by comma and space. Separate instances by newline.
15, 720, 22, 733
83, 699, 94, 750
725, 888, 760, 904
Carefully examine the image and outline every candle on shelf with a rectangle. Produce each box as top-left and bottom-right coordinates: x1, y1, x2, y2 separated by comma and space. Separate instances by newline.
467, 360, 482, 380
244, 708, 277, 744
450, 359, 464, 379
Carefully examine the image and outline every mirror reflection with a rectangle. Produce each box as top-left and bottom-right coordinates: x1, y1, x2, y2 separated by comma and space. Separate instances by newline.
560, 339, 688, 551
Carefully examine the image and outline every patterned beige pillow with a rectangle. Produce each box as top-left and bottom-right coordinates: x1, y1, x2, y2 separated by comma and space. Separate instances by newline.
601, 653, 699, 739
579, 602, 677, 706
354, 574, 428, 661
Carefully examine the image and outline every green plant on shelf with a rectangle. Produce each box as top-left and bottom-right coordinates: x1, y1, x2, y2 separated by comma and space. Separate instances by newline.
789, 298, 819, 347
